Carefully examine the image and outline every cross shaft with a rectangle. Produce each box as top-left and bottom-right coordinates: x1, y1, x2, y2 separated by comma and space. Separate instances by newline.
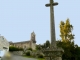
45, 0, 58, 48
42, 1, 64, 60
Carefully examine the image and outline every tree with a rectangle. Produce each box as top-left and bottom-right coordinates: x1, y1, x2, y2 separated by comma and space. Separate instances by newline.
74, 45, 80, 60
43, 40, 50, 48
58, 19, 76, 60
36, 44, 42, 50
60, 18, 75, 42
36, 40, 50, 50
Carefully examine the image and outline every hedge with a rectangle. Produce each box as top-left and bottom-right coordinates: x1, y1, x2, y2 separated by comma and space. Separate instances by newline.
9, 46, 23, 51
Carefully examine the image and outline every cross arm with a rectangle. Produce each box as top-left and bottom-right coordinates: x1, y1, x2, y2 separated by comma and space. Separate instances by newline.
45, 2, 58, 7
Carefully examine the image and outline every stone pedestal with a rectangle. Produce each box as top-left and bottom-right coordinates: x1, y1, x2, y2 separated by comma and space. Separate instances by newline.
42, 47, 64, 60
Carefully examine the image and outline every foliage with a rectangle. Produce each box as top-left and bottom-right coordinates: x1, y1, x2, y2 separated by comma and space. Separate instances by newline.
26, 51, 30, 56
9, 46, 23, 51
38, 54, 44, 58
57, 40, 75, 60
43, 40, 50, 48
36, 54, 44, 58
36, 45, 42, 50
74, 45, 80, 60
27, 48, 32, 51
58, 19, 80, 60
37, 58, 45, 60
60, 19, 75, 42
36, 40, 50, 50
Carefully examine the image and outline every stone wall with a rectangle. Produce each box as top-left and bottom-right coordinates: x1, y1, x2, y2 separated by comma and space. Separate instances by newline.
30, 50, 44, 58
31, 42, 36, 50
13, 42, 31, 49
11, 51, 23, 56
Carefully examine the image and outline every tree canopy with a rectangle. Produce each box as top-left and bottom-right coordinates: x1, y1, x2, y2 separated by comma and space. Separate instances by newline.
57, 18, 80, 60
60, 19, 75, 42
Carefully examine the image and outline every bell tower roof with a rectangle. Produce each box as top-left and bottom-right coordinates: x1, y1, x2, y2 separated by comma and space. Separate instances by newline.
31, 31, 35, 35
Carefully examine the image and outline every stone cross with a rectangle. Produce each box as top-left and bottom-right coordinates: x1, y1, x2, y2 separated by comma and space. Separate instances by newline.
45, 0, 58, 48
42, 1, 63, 60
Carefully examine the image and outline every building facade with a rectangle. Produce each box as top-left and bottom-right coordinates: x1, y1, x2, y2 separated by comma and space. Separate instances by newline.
0, 35, 9, 51
9, 31, 36, 50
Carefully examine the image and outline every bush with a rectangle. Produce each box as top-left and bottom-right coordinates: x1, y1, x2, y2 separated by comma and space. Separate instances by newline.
9, 46, 23, 51
27, 48, 32, 51
26, 51, 30, 56
37, 54, 44, 58
19, 48, 23, 51
38, 55, 43, 58
30, 51, 36, 57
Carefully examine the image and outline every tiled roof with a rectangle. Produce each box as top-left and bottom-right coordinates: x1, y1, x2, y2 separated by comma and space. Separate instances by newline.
12, 40, 31, 44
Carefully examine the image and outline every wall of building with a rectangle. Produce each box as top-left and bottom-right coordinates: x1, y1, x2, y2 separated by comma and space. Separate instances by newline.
21, 42, 31, 49
12, 42, 31, 50
0, 36, 9, 51
31, 42, 36, 50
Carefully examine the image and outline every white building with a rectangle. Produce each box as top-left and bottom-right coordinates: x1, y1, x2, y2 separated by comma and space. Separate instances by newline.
0, 35, 9, 52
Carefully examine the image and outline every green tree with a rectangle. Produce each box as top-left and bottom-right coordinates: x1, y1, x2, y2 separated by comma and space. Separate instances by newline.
36, 44, 42, 50
57, 40, 75, 60
58, 19, 76, 60
74, 45, 80, 60
43, 40, 50, 48
36, 40, 50, 50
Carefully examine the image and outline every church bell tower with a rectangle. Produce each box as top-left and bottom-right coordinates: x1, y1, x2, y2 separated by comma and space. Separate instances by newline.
31, 31, 36, 43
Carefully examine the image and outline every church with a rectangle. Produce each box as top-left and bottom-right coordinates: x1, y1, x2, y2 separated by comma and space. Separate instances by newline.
9, 31, 36, 50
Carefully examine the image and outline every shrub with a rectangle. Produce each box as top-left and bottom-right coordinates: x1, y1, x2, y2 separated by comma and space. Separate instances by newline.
38, 54, 44, 58
9, 46, 23, 51
26, 51, 30, 56
30, 51, 36, 57
27, 48, 32, 51
37, 54, 44, 58
19, 48, 23, 51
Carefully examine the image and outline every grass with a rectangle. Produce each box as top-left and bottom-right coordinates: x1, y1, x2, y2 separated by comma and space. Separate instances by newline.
37, 58, 45, 60
23, 55, 45, 60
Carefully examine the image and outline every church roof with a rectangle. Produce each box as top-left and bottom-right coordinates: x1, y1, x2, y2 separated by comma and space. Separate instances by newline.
11, 40, 30, 44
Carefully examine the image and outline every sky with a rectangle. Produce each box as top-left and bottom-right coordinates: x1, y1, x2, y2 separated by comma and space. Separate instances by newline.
0, 0, 80, 46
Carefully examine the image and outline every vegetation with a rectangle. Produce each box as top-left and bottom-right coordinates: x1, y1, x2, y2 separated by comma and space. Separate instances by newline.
27, 48, 32, 51
36, 40, 50, 50
9, 46, 23, 51
25, 51, 30, 56
23, 55, 44, 60
37, 54, 44, 58
57, 19, 80, 60
37, 58, 45, 60
60, 18, 75, 42
36, 45, 42, 50
43, 40, 50, 48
